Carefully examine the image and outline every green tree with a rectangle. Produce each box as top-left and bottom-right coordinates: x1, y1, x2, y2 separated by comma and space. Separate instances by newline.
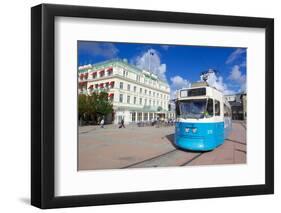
95, 91, 113, 121
79, 91, 113, 124
78, 94, 88, 118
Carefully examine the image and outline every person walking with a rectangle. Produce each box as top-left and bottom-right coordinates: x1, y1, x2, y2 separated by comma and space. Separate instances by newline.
100, 118, 105, 128
119, 118, 125, 128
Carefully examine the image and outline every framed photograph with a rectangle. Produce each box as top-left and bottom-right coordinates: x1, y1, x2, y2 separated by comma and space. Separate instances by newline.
31, 3, 274, 209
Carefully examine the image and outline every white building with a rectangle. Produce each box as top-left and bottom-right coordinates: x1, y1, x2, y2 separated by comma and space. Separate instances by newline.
78, 59, 175, 124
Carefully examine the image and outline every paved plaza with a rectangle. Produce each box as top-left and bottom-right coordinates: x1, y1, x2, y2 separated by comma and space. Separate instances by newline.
78, 121, 246, 170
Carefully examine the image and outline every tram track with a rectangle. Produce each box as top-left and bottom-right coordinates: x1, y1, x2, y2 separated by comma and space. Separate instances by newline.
180, 153, 204, 166
225, 139, 246, 145
121, 149, 178, 169
121, 148, 204, 169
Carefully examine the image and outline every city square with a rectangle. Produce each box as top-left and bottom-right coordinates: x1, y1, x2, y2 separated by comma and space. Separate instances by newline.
78, 120, 246, 170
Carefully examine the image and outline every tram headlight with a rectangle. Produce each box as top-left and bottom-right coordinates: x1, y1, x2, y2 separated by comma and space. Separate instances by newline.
192, 128, 197, 133
185, 128, 190, 133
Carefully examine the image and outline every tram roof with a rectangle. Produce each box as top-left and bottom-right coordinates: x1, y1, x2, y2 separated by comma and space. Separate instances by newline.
177, 84, 229, 104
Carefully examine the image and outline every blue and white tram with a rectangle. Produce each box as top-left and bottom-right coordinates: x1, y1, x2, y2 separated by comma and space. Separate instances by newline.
175, 82, 232, 151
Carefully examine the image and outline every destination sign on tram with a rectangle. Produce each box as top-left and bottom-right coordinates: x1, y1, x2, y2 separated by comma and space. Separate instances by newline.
180, 88, 206, 97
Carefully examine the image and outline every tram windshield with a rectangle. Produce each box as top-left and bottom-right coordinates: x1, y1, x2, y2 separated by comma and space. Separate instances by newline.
177, 99, 213, 119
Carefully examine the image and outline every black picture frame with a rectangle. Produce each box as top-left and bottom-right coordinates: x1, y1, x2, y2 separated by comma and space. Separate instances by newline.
31, 3, 274, 209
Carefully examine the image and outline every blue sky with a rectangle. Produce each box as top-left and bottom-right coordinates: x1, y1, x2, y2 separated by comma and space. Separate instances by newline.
78, 41, 246, 95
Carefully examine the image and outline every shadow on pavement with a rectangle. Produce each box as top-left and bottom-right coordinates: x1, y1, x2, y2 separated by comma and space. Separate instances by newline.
165, 134, 205, 153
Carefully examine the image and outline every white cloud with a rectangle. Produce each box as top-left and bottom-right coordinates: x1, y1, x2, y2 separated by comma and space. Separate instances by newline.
170, 75, 191, 98
225, 48, 246, 64
203, 71, 235, 95
229, 65, 245, 82
228, 65, 246, 93
170, 75, 191, 89
134, 49, 167, 80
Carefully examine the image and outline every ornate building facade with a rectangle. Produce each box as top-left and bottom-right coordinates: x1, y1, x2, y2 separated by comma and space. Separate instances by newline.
78, 59, 175, 124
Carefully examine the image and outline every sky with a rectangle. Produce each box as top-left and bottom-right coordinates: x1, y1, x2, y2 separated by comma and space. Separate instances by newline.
78, 41, 247, 97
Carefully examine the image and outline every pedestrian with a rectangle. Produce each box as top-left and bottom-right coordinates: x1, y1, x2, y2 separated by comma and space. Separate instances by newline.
119, 118, 125, 128
100, 118, 104, 128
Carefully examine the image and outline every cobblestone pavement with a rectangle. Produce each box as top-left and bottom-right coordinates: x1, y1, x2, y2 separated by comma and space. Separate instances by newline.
78, 121, 246, 170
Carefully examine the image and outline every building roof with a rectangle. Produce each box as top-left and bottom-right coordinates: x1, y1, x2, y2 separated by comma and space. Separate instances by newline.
78, 59, 168, 84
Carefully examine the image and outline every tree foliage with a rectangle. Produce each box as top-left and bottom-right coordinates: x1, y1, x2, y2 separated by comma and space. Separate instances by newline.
78, 92, 113, 124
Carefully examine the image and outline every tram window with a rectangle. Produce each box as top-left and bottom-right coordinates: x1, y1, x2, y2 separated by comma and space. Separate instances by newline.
206, 99, 213, 117
175, 101, 180, 116
215, 100, 220, 116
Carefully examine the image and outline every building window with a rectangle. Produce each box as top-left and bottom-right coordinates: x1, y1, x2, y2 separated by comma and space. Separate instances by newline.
153, 100, 155, 106
144, 113, 148, 121
144, 99, 147, 105
153, 92, 155, 97
134, 97, 137, 104
224, 104, 231, 117
137, 112, 142, 121
149, 113, 153, 120
149, 91, 151, 96
84, 73, 88, 80
109, 93, 114, 101
145, 89, 147, 95
134, 86, 137, 92
132, 112, 136, 122
99, 70, 105, 77
119, 94, 123, 103
149, 99, 152, 106
127, 84, 130, 91
140, 88, 142, 94
120, 82, 123, 89
127, 95, 130, 104
123, 70, 126, 77
107, 71, 112, 76
110, 81, 115, 88
139, 98, 142, 105
92, 72, 97, 79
